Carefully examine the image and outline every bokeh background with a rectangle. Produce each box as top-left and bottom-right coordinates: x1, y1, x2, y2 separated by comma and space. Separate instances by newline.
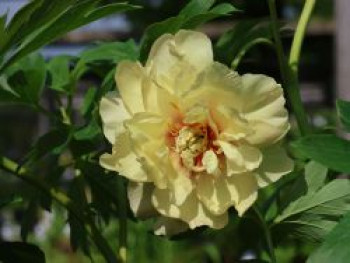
0, 0, 342, 262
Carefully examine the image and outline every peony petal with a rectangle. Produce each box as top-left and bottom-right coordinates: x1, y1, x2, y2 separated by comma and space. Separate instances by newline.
226, 173, 258, 216
202, 150, 219, 175
146, 31, 213, 97
115, 61, 145, 114
125, 112, 170, 188
256, 144, 294, 188
240, 74, 290, 145
99, 92, 130, 144
128, 182, 157, 218
152, 189, 228, 229
182, 62, 242, 111
195, 174, 238, 215
99, 131, 149, 182
154, 217, 189, 236
218, 141, 262, 175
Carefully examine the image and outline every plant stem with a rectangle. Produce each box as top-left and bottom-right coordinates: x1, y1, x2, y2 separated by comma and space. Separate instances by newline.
0, 156, 118, 263
267, 0, 311, 136
117, 176, 128, 263
289, 0, 316, 74
253, 206, 276, 263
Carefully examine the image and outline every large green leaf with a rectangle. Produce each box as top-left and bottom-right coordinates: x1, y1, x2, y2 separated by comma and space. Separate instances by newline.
292, 134, 350, 173
0, 1, 139, 72
139, 0, 238, 62
337, 99, 350, 132
4, 53, 46, 105
0, 242, 45, 263
305, 161, 328, 194
274, 179, 350, 241
47, 55, 73, 93
307, 211, 350, 263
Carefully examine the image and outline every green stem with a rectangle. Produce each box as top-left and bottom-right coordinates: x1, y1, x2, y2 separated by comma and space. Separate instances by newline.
267, 0, 311, 136
289, 0, 316, 74
0, 156, 118, 263
231, 38, 274, 70
253, 206, 276, 263
117, 176, 128, 263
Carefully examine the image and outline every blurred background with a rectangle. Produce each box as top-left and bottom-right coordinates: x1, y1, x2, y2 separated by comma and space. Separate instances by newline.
0, 0, 342, 262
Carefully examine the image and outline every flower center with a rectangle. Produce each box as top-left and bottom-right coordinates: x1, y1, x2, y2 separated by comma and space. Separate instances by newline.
175, 125, 208, 172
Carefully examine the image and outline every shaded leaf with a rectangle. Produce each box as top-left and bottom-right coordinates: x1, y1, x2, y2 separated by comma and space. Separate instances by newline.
305, 161, 328, 194
292, 134, 350, 173
0, 242, 45, 263
47, 55, 73, 93
337, 99, 350, 132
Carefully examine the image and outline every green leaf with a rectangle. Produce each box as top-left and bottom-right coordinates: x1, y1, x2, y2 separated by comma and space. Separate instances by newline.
337, 99, 350, 131
1, 1, 139, 72
274, 179, 350, 241
215, 19, 276, 67
47, 55, 72, 93
307, 211, 350, 263
139, 0, 238, 62
292, 134, 350, 173
68, 178, 90, 255
73, 40, 139, 79
5, 53, 46, 105
0, 242, 45, 263
80, 87, 97, 117
74, 118, 101, 141
305, 161, 328, 194
182, 3, 238, 29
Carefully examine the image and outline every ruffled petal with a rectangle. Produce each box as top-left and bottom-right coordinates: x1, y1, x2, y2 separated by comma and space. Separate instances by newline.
256, 144, 294, 188
146, 30, 213, 95
99, 92, 130, 144
195, 174, 238, 215
152, 189, 228, 229
239, 74, 290, 145
115, 61, 145, 114
218, 141, 262, 175
154, 217, 189, 236
99, 131, 149, 182
125, 112, 169, 188
182, 62, 242, 111
226, 173, 258, 216
128, 182, 157, 218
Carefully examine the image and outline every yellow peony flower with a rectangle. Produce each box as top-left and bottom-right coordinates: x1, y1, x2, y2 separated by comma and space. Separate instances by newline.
99, 30, 293, 234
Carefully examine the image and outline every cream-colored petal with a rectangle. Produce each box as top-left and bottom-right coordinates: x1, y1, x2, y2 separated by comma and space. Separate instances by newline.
115, 61, 145, 114
128, 182, 157, 218
240, 74, 290, 145
152, 189, 228, 229
167, 152, 194, 205
202, 150, 219, 175
218, 141, 262, 175
99, 92, 130, 144
226, 173, 258, 216
182, 62, 242, 111
256, 144, 294, 188
146, 30, 213, 95
195, 174, 238, 215
213, 105, 253, 141
125, 113, 170, 188
99, 131, 149, 182
154, 217, 189, 236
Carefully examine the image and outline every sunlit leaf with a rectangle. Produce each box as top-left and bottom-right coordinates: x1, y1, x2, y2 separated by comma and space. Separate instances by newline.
307, 211, 350, 263
337, 99, 350, 132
